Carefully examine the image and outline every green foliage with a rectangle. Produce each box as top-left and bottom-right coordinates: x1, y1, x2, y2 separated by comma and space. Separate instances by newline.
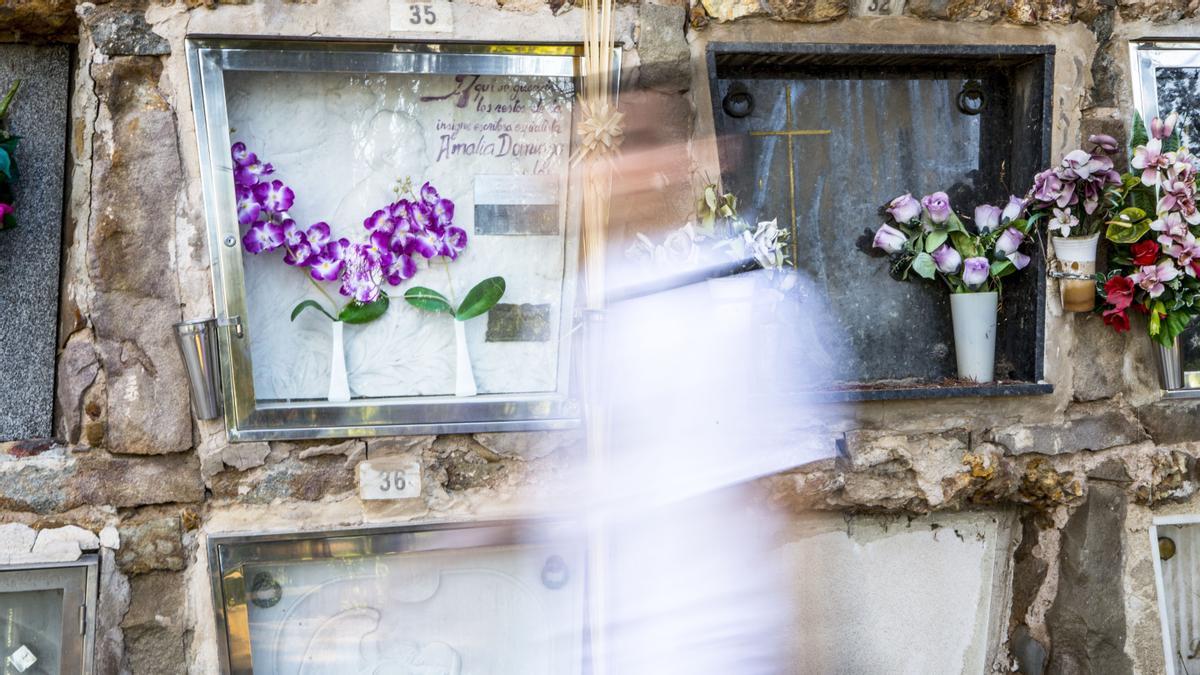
1104, 207, 1152, 244
339, 293, 390, 324
910, 252, 936, 280
404, 286, 455, 315
290, 299, 337, 322
455, 276, 506, 321
1130, 110, 1149, 156
924, 230, 947, 253
695, 184, 744, 238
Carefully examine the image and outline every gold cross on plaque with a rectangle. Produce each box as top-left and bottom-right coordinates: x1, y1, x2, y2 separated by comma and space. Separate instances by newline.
748, 85, 830, 265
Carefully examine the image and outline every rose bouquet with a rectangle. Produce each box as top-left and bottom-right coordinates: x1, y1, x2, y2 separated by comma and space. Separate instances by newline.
1096, 112, 1200, 347
1024, 133, 1123, 311
870, 191, 1035, 381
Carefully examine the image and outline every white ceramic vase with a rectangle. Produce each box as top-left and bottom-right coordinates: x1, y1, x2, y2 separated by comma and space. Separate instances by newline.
949, 291, 998, 383
328, 320, 351, 403
706, 275, 759, 325
454, 320, 478, 397
1052, 232, 1100, 312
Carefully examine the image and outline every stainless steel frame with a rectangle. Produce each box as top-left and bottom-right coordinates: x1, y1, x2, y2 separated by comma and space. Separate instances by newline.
207, 519, 584, 675
185, 37, 614, 440
1130, 40, 1200, 396
0, 554, 99, 675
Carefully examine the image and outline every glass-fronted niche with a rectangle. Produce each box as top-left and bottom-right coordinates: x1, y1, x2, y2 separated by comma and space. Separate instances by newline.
1133, 42, 1200, 394
207, 521, 586, 675
187, 38, 593, 440
0, 556, 98, 675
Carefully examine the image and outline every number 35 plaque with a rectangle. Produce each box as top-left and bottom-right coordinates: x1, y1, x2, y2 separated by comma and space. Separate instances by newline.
390, 0, 455, 32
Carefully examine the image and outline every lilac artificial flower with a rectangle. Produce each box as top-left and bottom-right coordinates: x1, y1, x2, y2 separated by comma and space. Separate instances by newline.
236, 185, 261, 226
434, 198, 455, 228
242, 221, 285, 255
995, 227, 1030, 270
310, 238, 349, 282
253, 180, 295, 213
339, 243, 384, 304
364, 208, 395, 236
974, 204, 1002, 233
1152, 212, 1190, 245
1152, 112, 1179, 141
1031, 169, 1074, 208
1132, 139, 1169, 187
234, 158, 274, 187
411, 201, 435, 232
1002, 195, 1027, 223
420, 182, 440, 205
282, 219, 305, 248
410, 224, 442, 259
306, 222, 331, 249
1130, 260, 1180, 298
1089, 134, 1119, 153
921, 192, 952, 224
384, 252, 418, 286
1159, 163, 1200, 225
439, 226, 468, 260
932, 244, 962, 274
872, 223, 907, 254
1048, 207, 1079, 237
366, 230, 394, 263
887, 193, 922, 224
1164, 232, 1200, 275
283, 235, 317, 267
962, 257, 991, 289
1061, 149, 1105, 181
389, 202, 418, 252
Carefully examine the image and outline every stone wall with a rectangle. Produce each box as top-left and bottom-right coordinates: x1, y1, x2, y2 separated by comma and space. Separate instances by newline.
0, 0, 1198, 673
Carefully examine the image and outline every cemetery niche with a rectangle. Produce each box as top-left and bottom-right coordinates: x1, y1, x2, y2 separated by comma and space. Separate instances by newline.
706, 43, 1054, 401
207, 521, 586, 675
187, 38, 588, 439
0, 44, 70, 440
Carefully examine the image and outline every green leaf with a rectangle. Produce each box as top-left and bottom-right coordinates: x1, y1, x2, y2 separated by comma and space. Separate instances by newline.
455, 276, 506, 321
1105, 217, 1151, 244
910, 253, 936, 280
0, 135, 19, 156
291, 299, 337, 322
1130, 110, 1149, 155
339, 293, 390, 324
404, 286, 455, 315
1164, 311, 1194, 343
0, 212, 14, 231
925, 230, 948, 253
950, 231, 980, 258
0, 80, 19, 120
991, 260, 1014, 279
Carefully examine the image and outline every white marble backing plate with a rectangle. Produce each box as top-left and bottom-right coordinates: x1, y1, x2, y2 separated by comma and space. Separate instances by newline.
225, 70, 575, 401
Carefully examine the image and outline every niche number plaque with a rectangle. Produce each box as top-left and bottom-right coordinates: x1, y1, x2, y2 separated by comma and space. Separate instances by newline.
390, 0, 454, 32
358, 458, 423, 500
854, 0, 905, 16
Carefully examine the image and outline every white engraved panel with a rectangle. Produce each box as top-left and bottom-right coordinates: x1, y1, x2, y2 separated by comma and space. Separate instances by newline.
224, 71, 574, 401
243, 544, 585, 675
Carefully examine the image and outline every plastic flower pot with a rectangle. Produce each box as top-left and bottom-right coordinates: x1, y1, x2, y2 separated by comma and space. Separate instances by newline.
1052, 233, 1100, 312
950, 291, 998, 383
454, 320, 478, 397
328, 320, 351, 403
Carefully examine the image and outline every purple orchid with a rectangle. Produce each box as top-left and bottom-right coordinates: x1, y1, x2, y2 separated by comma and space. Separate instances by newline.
1158, 163, 1200, 225
231, 142, 253, 166
1152, 212, 1190, 246
339, 243, 385, 304
921, 192, 952, 224
234, 158, 274, 187
1130, 260, 1180, 298
310, 238, 349, 282
439, 226, 468, 260
873, 224, 907, 254
974, 204, 1002, 233
236, 185, 262, 225
253, 180, 295, 213
962, 257, 990, 289
242, 221, 285, 255
1164, 232, 1200, 276
410, 225, 442, 259
364, 208, 394, 236
384, 252, 418, 286
932, 244, 962, 274
887, 193, 922, 224
420, 182, 440, 205
995, 227, 1030, 270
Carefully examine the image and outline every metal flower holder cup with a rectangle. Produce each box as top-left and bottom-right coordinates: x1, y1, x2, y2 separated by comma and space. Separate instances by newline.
871, 192, 1036, 383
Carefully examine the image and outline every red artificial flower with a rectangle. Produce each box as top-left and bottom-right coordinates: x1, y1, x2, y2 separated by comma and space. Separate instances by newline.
1131, 240, 1160, 266
1105, 275, 1135, 311
1133, 302, 1150, 315
1103, 307, 1131, 333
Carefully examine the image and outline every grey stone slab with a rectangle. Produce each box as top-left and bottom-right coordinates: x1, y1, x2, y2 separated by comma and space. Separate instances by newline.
473, 203, 559, 235
0, 44, 70, 440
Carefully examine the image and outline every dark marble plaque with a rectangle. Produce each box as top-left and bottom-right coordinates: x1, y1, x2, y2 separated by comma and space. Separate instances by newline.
486, 303, 552, 342
0, 45, 70, 440
708, 44, 1051, 389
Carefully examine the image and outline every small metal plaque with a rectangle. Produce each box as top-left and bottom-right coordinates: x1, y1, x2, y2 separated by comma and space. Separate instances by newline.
474, 174, 559, 235
853, 0, 905, 16
486, 303, 552, 342
389, 0, 454, 33
358, 457, 422, 500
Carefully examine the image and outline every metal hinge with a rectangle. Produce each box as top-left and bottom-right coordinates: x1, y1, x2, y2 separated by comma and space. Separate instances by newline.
217, 315, 245, 339
79, 604, 86, 635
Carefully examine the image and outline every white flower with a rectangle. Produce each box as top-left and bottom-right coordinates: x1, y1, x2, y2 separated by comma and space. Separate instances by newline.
1048, 207, 1079, 237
